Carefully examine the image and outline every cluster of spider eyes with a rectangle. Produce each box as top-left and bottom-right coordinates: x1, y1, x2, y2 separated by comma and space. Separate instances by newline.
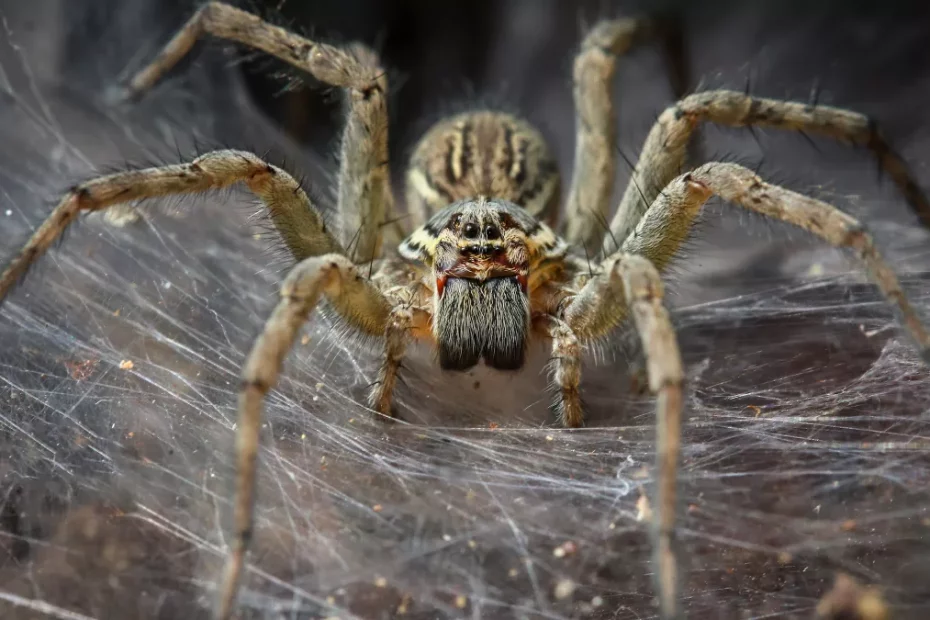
462, 222, 501, 240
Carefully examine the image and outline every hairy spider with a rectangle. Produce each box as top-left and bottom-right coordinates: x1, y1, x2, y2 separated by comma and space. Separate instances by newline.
1, 4, 929, 619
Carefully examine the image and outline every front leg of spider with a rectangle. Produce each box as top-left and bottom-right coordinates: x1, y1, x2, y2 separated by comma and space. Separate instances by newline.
556, 253, 685, 619
621, 163, 930, 359
220, 254, 391, 619
369, 305, 414, 417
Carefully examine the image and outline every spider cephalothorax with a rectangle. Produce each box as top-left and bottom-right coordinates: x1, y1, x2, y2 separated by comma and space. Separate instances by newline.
2, 4, 929, 620
399, 197, 568, 370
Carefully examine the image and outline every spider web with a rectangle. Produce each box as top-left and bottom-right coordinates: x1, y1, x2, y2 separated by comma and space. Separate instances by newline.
1, 2, 930, 619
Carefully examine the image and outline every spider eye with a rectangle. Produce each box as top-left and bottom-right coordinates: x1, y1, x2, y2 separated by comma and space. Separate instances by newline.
484, 225, 500, 240
463, 222, 479, 239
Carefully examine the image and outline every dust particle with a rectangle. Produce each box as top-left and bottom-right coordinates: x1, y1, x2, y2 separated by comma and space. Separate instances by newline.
554, 579, 576, 599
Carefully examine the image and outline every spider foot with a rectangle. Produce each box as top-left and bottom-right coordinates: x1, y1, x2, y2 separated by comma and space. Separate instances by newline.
556, 390, 585, 428
372, 404, 400, 422
367, 384, 401, 422
102, 84, 135, 107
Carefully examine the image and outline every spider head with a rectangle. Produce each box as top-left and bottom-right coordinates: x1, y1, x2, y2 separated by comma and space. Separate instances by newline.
400, 198, 567, 371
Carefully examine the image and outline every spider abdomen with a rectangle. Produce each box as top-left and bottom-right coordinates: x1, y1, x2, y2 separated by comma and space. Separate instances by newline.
405, 111, 561, 224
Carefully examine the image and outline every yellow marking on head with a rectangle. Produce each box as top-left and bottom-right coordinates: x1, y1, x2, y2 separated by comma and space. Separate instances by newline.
399, 198, 567, 267
524, 221, 567, 262
398, 225, 442, 262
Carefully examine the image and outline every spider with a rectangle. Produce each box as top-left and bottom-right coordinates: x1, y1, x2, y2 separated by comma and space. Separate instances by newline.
1, 4, 929, 619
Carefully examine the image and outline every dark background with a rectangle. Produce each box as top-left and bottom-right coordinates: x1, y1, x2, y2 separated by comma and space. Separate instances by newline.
1, 1, 929, 618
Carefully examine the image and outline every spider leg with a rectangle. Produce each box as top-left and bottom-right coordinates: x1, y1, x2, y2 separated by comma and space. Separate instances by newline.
565, 15, 697, 251
605, 90, 930, 254
557, 253, 684, 619
369, 305, 412, 416
220, 253, 390, 620
121, 1, 394, 263
623, 162, 930, 360
0, 150, 341, 303
564, 18, 650, 250
543, 318, 584, 427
